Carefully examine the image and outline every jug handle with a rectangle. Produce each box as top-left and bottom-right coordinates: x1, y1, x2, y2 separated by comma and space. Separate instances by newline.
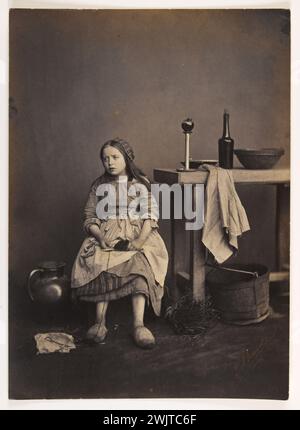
27, 269, 43, 301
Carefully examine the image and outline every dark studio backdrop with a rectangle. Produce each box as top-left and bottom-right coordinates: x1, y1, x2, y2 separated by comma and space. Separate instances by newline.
9, 9, 290, 309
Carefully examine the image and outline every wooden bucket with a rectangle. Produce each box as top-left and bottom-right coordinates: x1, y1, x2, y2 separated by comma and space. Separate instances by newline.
206, 264, 270, 325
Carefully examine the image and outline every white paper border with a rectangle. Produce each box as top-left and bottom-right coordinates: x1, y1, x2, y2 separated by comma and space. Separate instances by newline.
1, 0, 299, 410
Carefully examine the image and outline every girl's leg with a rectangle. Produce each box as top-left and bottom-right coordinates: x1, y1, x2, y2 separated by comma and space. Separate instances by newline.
86, 301, 109, 343
132, 294, 146, 328
96, 301, 109, 326
132, 293, 155, 349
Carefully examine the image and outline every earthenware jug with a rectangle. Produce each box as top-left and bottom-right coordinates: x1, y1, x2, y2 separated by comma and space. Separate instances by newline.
28, 261, 70, 306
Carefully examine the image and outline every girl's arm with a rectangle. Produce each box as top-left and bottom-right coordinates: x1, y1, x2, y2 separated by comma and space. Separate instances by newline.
88, 224, 108, 249
128, 219, 153, 251
127, 180, 159, 250
83, 179, 108, 249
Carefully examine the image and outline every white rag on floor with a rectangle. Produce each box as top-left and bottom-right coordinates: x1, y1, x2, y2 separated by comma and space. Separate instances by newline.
34, 332, 76, 354
201, 165, 250, 263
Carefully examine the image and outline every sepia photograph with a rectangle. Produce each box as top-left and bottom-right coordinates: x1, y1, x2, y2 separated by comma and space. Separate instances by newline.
6, 1, 294, 405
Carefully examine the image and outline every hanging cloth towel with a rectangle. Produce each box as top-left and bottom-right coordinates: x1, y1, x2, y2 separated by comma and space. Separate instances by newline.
201, 165, 250, 264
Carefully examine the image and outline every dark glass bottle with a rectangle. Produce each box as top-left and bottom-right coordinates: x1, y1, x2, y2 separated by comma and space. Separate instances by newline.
218, 110, 234, 169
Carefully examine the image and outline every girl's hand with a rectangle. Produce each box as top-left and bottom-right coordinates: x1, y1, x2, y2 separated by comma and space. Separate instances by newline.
88, 224, 108, 249
95, 233, 108, 249
128, 238, 144, 251
99, 239, 109, 249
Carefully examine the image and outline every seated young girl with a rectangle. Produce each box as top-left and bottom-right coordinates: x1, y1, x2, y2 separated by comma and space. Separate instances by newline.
71, 138, 169, 349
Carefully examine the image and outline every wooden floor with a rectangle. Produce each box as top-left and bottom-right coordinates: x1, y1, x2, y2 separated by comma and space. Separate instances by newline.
9, 292, 289, 400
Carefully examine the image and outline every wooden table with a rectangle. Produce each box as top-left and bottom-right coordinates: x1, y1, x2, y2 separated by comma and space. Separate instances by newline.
153, 168, 290, 303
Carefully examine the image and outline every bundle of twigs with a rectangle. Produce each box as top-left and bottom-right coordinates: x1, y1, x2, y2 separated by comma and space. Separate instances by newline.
165, 294, 220, 336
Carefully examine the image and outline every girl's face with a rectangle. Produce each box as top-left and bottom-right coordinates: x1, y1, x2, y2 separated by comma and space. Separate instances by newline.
102, 146, 127, 176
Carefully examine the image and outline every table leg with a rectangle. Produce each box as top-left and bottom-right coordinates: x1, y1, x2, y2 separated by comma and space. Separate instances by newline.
276, 183, 290, 272
170, 191, 185, 302
189, 184, 206, 303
